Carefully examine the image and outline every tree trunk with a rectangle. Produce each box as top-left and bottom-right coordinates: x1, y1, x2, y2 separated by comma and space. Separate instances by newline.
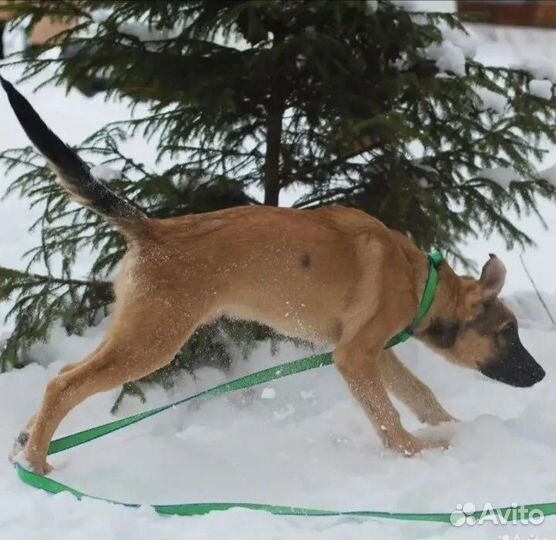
263, 107, 283, 206
0, 22, 5, 59
263, 27, 285, 207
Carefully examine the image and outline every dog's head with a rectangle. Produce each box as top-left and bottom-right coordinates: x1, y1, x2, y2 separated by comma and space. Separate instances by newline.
420, 254, 545, 387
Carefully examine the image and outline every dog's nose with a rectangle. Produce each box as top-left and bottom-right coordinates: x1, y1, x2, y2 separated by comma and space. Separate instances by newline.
512, 357, 545, 388
529, 362, 545, 385
479, 350, 546, 387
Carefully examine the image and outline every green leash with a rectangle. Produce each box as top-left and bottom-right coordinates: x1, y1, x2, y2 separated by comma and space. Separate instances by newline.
14, 252, 556, 522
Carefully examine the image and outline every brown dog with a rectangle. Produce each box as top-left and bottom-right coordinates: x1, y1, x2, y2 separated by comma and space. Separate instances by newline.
2, 77, 545, 475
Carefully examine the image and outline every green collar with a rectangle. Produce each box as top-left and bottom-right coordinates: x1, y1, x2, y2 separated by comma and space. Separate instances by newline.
384, 251, 444, 349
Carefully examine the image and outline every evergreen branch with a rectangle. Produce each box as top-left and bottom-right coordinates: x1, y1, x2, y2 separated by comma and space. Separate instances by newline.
0, 265, 111, 298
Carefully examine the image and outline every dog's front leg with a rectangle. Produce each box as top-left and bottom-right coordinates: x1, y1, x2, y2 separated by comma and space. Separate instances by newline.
334, 336, 447, 455
379, 350, 456, 425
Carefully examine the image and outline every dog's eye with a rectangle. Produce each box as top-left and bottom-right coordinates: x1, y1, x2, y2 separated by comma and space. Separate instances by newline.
497, 323, 517, 338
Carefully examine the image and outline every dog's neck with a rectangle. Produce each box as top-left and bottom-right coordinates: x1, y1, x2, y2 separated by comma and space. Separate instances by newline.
387, 230, 435, 319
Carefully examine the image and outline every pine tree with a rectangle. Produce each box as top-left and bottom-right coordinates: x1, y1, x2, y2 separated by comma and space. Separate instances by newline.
1, 1, 555, 392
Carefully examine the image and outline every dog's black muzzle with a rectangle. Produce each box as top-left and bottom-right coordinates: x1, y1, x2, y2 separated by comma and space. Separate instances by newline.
480, 341, 546, 388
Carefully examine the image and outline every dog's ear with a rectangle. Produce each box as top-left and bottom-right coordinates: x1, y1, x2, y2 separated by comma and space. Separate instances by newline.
480, 253, 506, 300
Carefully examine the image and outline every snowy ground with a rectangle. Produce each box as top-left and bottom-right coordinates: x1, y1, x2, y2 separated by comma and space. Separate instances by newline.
1, 17, 555, 540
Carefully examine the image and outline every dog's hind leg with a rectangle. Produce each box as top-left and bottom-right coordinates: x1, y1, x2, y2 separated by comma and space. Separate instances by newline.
379, 349, 455, 425
20, 298, 205, 475
334, 330, 448, 455
9, 343, 109, 463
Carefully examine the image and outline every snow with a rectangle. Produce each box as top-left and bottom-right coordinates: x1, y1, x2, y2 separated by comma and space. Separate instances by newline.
392, 1, 456, 13
423, 19, 477, 77
91, 164, 121, 182
260, 387, 276, 399
474, 86, 508, 114
1, 16, 556, 540
477, 167, 521, 189
426, 39, 466, 77
529, 79, 553, 100
506, 290, 556, 331
539, 163, 556, 188
0, 312, 555, 539
391, 0, 474, 77
516, 57, 556, 84
366, 0, 378, 14
476, 160, 556, 204
475, 27, 556, 82
441, 24, 477, 60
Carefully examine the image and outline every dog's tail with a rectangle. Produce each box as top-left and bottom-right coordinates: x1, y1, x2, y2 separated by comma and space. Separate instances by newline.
1, 76, 148, 237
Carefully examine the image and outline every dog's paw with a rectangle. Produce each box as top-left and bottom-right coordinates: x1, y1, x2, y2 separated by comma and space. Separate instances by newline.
21, 450, 53, 475
419, 411, 459, 426
28, 459, 53, 475
426, 438, 450, 451
390, 434, 449, 456
8, 430, 29, 464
